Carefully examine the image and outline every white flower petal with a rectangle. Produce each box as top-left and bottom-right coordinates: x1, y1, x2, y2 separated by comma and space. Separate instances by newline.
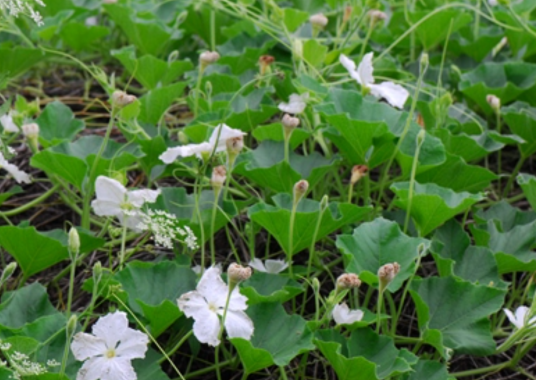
94, 176, 127, 206
71, 333, 107, 361
208, 124, 246, 152
159, 146, 185, 164
115, 328, 148, 359
178, 290, 211, 318
76, 356, 107, 380
85, 16, 98, 26
0, 152, 31, 184
369, 81, 409, 109
264, 259, 288, 274
226, 287, 248, 311
91, 200, 122, 218
92, 311, 129, 349
248, 258, 267, 272
224, 310, 254, 340
128, 188, 160, 208
196, 266, 229, 307
100, 357, 137, 380
504, 308, 523, 329
339, 54, 356, 75
515, 306, 529, 324
278, 93, 308, 114
332, 303, 364, 325
356, 52, 375, 86
159, 143, 213, 163
0, 113, 19, 133
192, 307, 221, 346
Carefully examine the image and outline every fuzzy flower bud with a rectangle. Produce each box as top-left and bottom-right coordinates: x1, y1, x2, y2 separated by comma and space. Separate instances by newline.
336, 273, 362, 290
0, 262, 17, 286
368, 9, 387, 23
66, 315, 78, 337
343, 6, 353, 23
93, 261, 103, 284
22, 123, 39, 139
227, 263, 252, 287
111, 91, 137, 108
378, 262, 400, 290
200, 51, 220, 70
282, 114, 300, 130
226, 136, 244, 156
211, 165, 227, 190
293, 179, 309, 204
259, 55, 275, 76
68, 227, 80, 257
486, 94, 501, 112
310, 13, 328, 29
350, 165, 368, 185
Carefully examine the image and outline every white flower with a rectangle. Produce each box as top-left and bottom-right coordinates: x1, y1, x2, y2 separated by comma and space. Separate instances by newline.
159, 124, 246, 164
504, 306, 536, 330
0, 112, 19, 133
85, 16, 98, 26
71, 311, 149, 380
278, 93, 309, 114
0, 152, 31, 184
91, 176, 161, 231
332, 303, 364, 325
248, 258, 288, 274
488, 0, 498, 6
339, 53, 409, 109
178, 266, 254, 346
192, 262, 222, 275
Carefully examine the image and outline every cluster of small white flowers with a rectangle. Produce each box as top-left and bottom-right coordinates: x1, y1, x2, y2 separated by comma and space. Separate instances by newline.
8, 351, 47, 379
46, 359, 60, 367
0, 342, 11, 351
0, 0, 46, 26
137, 209, 198, 250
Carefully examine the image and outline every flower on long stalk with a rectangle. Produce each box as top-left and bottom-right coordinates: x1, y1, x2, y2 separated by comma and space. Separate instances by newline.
504, 306, 536, 330
248, 258, 289, 274
177, 266, 254, 346
339, 52, 409, 109
91, 176, 161, 231
0, 151, 31, 184
71, 311, 149, 380
159, 124, 246, 164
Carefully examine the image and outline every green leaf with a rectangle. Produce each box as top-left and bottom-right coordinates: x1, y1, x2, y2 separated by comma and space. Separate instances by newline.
449, 26, 504, 62
337, 218, 429, 292
410, 10, 472, 50
282, 8, 310, 32
252, 122, 311, 149
415, 153, 496, 193
0, 47, 45, 79
59, 22, 110, 52
0, 226, 104, 278
139, 83, 187, 124
36, 101, 85, 146
249, 193, 370, 256
391, 182, 484, 236
234, 141, 338, 193
241, 272, 303, 304
402, 359, 453, 380
518, 173, 536, 210
231, 303, 315, 374
502, 102, 536, 156
434, 129, 502, 163
303, 39, 328, 67
410, 276, 505, 355
114, 261, 197, 337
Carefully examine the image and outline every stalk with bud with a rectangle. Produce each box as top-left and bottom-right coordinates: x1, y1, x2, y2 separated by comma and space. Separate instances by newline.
194, 51, 220, 117
210, 165, 227, 265
287, 180, 308, 276
282, 113, 300, 163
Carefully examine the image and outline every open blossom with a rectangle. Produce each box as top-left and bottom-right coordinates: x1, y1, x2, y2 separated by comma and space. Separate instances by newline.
91, 176, 160, 231
339, 53, 409, 109
0, 152, 31, 184
332, 303, 364, 325
159, 124, 246, 163
71, 311, 149, 380
0, 112, 19, 133
504, 306, 536, 330
178, 266, 254, 346
248, 258, 288, 274
278, 93, 309, 114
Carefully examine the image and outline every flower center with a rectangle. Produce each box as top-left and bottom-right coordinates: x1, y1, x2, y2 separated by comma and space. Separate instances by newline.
120, 201, 134, 211
105, 348, 116, 359
208, 302, 218, 313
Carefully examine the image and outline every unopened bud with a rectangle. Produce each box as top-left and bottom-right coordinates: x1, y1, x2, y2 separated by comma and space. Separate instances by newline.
320, 194, 329, 211
350, 165, 368, 185
111, 91, 137, 108
199, 51, 220, 70
226, 136, 244, 156
336, 273, 361, 290
211, 165, 227, 190
486, 94, 501, 112
419, 52, 429, 75
0, 262, 17, 285
67, 315, 78, 337
227, 263, 252, 287
378, 262, 400, 290
416, 129, 426, 146
22, 123, 39, 139
282, 114, 300, 130
343, 6, 353, 23
368, 9, 387, 23
416, 113, 425, 128
93, 261, 103, 284
178, 131, 189, 145
312, 277, 320, 293
103, 0, 117, 3
293, 179, 309, 204
68, 227, 80, 257
310, 13, 328, 29
259, 55, 275, 76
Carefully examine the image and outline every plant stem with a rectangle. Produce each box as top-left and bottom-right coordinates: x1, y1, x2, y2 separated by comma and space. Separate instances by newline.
288, 202, 298, 277
158, 330, 194, 364
210, 188, 221, 265
451, 361, 510, 377
503, 154, 526, 198
119, 222, 128, 270
0, 183, 59, 217
403, 132, 424, 234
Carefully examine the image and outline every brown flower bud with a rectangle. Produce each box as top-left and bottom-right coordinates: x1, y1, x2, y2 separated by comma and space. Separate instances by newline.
378, 262, 400, 290
259, 55, 275, 75
416, 113, 425, 129
343, 6, 353, 23
111, 90, 137, 108
486, 94, 501, 112
368, 9, 387, 23
336, 273, 362, 290
226, 136, 244, 155
310, 13, 328, 29
293, 179, 309, 204
211, 165, 227, 190
228, 263, 252, 285
350, 165, 368, 185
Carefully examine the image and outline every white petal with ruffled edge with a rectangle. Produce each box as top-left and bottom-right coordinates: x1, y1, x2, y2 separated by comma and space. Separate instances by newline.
92, 311, 129, 350
71, 333, 107, 361
264, 259, 289, 274
356, 52, 375, 86
208, 124, 246, 152
196, 266, 229, 307
192, 307, 221, 346
114, 328, 150, 360
369, 81, 409, 109
332, 303, 364, 325
76, 356, 107, 380
99, 357, 138, 380
224, 309, 254, 340
0, 152, 31, 184
128, 188, 161, 208
0, 113, 19, 133
278, 93, 308, 114
92, 176, 126, 217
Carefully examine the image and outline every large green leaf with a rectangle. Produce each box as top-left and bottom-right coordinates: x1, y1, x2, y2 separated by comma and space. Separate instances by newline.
502, 102, 536, 156
434, 129, 502, 163
402, 360, 453, 380
0, 47, 45, 79
231, 303, 315, 374
409, 276, 505, 356
0, 226, 104, 278
59, 22, 110, 52
36, 101, 85, 146
409, 10, 472, 50
391, 182, 484, 236
249, 193, 370, 256
234, 141, 338, 193
337, 218, 429, 292
518, 173, 536, 210
241, 272, 303, 304
139, 83, 187, 124
114, 261, 197, 337
449, 26, 504, 62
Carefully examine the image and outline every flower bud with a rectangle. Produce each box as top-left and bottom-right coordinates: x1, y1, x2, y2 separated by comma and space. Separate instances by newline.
22, 123, 39, 139
378, 262, 400, 290
199, 51, 220, 70
93, 261, 103, 284
66, 315, 78, 337
0, 262, 17, 285
486, 94, 501, 112
416, 129, 426, 146
293, 179, 309, 204
419, 52, 429, 75
226, 136, 244, 156
68, 227, 80, 257
111, 91, 137, 108
310, 13, 328, 29
282, 114, 300, 130
368, 9, 387, 23
103, 0, 117, 3
350, 165, 368, 185
259, 55, 275, 76
312, 277, 320, 293
227, 263, 252, 287
336, 273, 361, 290
320, 194, 329, 211
211, 165, 227, 190
343, 6, 352, 23
416, 113, 425, 128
